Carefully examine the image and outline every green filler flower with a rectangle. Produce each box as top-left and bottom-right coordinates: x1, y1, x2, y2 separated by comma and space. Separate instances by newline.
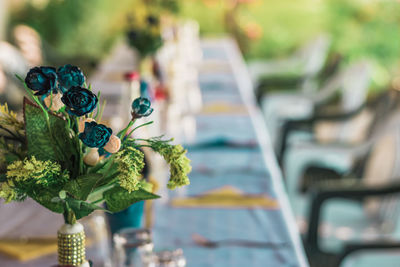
115, 147, 145, 192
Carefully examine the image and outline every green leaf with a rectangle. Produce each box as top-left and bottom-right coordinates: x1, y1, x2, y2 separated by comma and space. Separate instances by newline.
66, 198, 106, 220
104, 186, 160, 213
65, 173, 103, 200
31, 190, 64, 214
4, 153, 20, 164
59, 190, 67, 200
24, 98, 59, 161
23, 99, 80, 177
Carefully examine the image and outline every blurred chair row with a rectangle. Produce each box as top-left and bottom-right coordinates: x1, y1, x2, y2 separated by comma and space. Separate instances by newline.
249, 35, 400, 267
249, 34, 333, 100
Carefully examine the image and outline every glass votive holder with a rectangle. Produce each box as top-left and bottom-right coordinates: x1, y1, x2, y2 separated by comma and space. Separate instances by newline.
112, 228, 154, 267
144, 249, 186, 267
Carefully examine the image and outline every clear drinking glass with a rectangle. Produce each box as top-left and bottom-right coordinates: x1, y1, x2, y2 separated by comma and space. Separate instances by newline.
112, 228, 154, 267
144, 249, 186, 267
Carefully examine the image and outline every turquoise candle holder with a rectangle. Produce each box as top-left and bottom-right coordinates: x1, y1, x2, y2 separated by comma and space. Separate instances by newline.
106, 201, 145, 235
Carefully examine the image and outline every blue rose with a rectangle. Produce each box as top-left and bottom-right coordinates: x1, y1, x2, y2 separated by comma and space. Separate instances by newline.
61, 86, 98, 116
57, 64, 85, 92
131, 97, 153, 119
25, 66, 57, 95
79, 121, 112, 148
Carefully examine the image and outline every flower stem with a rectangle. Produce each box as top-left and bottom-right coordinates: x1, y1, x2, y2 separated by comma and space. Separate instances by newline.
64, 112, 71, 129
16, 75, 52, 134
91, 198, 104, 205
125, 121, 153, 141
75, 117, 84, 175
117, 120, 135, 139
97, 100, 106, 123
16, 75, 49, 118
0, 125, 21, 140
92, 91, 101, 119
48, 92, 53, 110
63, 201, 77, 225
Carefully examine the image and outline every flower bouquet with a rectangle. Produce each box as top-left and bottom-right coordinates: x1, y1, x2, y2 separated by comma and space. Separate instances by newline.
127, 12, 163, 58
0, 64, 191, 266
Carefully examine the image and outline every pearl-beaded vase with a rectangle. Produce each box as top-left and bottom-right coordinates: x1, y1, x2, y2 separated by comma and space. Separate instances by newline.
57, 222, 90, 267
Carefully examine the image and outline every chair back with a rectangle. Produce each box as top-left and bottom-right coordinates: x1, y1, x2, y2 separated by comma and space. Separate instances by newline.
314, 90, 400, 145
295, 34, 331, 78
295, 34, 331, 93
341, 62, 370, 112
367, 90, 400, 138
312, 63, 371, 144
362, 110, 400, 232
314, 109, 373, 144
313, 61, 370, 113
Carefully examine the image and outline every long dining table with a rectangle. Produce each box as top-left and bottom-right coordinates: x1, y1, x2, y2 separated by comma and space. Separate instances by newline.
150, 38, 308, 267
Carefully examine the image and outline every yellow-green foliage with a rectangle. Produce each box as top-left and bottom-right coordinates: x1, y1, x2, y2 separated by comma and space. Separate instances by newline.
0, 103, 24, 133
182, 0, 400, 80
6, 156, 67, 186
115, 147, 145, 193
139, 180, 153, 193
9, 0, 166, 60
0, 181, 17, 203
10, 0, 400, 78
165, 145, 191, 190
150, 141, 191, 190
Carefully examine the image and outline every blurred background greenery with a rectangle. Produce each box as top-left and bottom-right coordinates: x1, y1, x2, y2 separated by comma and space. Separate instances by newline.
5, 0, 400, 89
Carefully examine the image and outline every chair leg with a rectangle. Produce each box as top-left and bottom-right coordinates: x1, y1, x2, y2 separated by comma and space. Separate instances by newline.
304, 243, 340, 267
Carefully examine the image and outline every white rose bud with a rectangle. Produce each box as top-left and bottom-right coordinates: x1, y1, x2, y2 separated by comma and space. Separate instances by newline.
103, 135, 121, 154
83, 148, 99, 166
78, 118, 95, 133
44, 93, 64, 112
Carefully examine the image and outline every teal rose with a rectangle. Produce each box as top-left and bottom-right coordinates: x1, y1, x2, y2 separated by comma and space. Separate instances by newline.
57, 64, 85, 92
61, 86, 98, 116
25, 66, 57, 95
131, 97, 153, 119
79, 121, 112, 148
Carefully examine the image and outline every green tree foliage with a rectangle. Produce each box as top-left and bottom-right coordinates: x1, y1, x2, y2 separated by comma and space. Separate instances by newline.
10, 0, 142, 59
